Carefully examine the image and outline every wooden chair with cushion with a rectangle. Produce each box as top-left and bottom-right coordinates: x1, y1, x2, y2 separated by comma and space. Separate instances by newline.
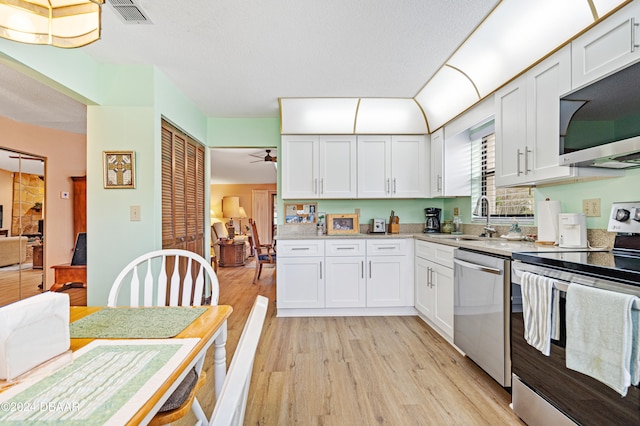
107, 249, 220, 425
210, 295, 268, 426
249, 219, 276, 284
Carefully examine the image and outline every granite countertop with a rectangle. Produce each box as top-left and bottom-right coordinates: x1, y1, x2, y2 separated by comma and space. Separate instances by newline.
276, 232, 542, 257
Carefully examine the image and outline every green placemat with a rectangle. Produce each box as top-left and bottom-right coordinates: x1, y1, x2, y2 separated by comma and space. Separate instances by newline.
70, 307, 207, 338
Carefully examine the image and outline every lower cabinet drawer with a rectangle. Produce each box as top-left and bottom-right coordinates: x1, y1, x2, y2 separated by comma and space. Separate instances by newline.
277, 239, 325, 257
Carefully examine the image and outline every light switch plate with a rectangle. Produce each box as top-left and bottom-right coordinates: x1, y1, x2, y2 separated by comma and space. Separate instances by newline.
582, 198, 600, 217
130, 205, 141, 221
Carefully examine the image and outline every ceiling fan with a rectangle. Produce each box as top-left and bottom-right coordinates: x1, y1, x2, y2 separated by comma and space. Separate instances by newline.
9, 155, 44, 162
250, 149, 277, 163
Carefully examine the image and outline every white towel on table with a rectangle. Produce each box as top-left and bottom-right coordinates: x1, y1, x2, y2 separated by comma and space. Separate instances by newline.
566, 284, 639, 397
521, 271, 559, 356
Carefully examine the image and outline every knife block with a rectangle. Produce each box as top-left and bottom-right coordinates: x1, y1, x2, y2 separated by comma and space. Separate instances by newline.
388, 216, 400, 234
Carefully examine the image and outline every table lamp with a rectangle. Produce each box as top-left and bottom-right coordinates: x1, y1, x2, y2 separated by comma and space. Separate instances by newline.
222, 196, 240, 237
238, 207, 248, 234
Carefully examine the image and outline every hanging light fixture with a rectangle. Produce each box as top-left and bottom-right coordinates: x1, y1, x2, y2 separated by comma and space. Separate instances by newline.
0, 0, 104, 48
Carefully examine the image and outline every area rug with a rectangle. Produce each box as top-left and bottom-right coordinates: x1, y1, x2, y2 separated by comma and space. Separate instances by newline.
0, 263, 33, 272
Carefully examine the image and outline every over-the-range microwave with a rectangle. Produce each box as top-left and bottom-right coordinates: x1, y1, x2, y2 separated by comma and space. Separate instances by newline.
559, 60, 640, 169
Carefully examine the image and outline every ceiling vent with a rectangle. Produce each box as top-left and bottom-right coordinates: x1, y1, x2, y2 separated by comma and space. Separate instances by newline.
108, 0, 152, 24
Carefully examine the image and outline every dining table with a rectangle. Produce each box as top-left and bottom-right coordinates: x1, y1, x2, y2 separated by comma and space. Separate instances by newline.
0, 304, 233, 425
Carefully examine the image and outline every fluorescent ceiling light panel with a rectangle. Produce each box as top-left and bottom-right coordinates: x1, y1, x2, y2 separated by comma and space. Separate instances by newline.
280, 98, 358, 134
592, 0, 629, 17
448, 0, 594, 97
415, 66, 479, 131
355, 98, 427, 134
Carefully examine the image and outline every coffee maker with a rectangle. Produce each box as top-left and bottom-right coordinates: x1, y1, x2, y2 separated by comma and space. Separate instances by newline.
424, 208, 442, 233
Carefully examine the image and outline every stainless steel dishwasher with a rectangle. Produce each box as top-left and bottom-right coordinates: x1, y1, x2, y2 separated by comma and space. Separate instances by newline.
453, 248, 511, 387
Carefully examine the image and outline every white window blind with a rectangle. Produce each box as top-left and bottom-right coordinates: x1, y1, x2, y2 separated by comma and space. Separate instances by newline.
471, 133, 534, 220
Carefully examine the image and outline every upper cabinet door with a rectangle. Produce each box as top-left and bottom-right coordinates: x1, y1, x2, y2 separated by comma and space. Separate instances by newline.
357, 135, 392, 198
430, 129, 444, 197
281, 135, 319, 199
526, 45, 572, 181
318, 135, 357, 198
572, 1, 640, 90
495, 75, 527, 187
391, 135, 427, 198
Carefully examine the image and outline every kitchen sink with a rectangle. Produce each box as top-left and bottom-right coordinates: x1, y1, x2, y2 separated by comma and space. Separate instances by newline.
427, 234, 482, 241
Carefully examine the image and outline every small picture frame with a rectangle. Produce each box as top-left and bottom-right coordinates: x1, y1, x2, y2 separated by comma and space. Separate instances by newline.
103, 151, 135, 189
284, 203, 317, 223
327, 213, 359, 235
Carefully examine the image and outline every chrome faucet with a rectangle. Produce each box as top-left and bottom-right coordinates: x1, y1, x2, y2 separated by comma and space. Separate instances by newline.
474, 196, 497, 238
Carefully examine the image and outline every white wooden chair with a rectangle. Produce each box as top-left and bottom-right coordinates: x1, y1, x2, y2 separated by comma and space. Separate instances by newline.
108, 249, 219, 307
210, 295, 268, 426
107, 249, 220, 425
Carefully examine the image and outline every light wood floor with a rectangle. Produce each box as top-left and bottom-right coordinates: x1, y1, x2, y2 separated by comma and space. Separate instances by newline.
0, 267, 86, 307
185, 260, 524, 426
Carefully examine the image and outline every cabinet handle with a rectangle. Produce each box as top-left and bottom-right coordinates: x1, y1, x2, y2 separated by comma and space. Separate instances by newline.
437, 174, 442, 192
320, 261, 323, 279
525, 148, 532, 174
291, 247, 310, 251
429, 268, 435, 287
377, 246, 395, 250
369, 260, 372, 279
517, 149, 523, 176
337, 247, 355, 250
320, 178, 324, 195
386, 178, 390, 194
393, 178, 397, 194
361, 260, 364, 279
426, 267, 431, 287
632, 18, 639, 52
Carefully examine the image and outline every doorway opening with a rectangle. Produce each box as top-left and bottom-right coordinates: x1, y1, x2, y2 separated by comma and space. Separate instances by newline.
0, 149, 45, 307
210, 147, 277, 270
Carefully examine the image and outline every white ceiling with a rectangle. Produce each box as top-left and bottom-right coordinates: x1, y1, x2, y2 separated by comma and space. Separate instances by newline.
0, 0, 501, 183
211, 148, 277, 184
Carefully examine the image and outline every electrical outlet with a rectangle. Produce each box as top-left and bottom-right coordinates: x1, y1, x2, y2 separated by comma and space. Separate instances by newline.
355, 208, 360, 217
130, 205, 141, 221
582, 198, 601, 217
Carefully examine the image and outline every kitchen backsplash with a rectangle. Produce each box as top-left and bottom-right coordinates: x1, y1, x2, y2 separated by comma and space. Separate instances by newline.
277, 222, 616, 248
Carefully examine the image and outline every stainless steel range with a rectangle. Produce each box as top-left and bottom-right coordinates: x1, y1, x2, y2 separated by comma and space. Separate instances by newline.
510, 201, 640, 425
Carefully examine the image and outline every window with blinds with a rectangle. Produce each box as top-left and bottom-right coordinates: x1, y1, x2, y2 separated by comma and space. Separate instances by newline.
471, 133, 534, 220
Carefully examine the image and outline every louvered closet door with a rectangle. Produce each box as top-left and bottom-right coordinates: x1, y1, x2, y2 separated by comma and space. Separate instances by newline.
161, 121, 205, 256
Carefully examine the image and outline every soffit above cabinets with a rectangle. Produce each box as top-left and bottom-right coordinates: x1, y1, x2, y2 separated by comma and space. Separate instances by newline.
280, 98, 428, 134
415, 0, 628, 131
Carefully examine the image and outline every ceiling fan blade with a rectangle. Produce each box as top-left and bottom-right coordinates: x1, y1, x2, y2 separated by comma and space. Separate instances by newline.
9, 155, 43, 161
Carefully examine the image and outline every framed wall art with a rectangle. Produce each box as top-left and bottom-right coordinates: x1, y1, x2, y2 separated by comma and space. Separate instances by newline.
326, 213, 359, 235
103, 151, 135, 189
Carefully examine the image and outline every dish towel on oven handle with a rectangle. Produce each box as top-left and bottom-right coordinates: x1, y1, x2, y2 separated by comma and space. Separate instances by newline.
521, 272, 560, 356
565, 283, 640, 397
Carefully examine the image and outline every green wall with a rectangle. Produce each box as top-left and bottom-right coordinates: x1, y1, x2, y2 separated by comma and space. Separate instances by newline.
535, 168, 640, 229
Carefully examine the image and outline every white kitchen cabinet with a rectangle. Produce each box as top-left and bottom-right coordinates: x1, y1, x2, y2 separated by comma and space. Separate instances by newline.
281, 135, 356, 199
415, 256, 434, 319
572, 1, 640, 90
430, 128, 444, 197
276, 240, 325, 309
281, 135, 318, 199
495, 46, 614, 187
366, 239, 413, 307
325, 240, 366, 308
357, 135, 427, 198
495, 74, 527, 186
414, 240, 454, 341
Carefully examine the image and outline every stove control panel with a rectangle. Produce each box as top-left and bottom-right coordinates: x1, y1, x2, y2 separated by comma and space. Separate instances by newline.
608, 202, 640, 233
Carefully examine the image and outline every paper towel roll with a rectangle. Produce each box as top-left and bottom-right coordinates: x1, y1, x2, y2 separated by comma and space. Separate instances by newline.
537, 199, 561, 244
